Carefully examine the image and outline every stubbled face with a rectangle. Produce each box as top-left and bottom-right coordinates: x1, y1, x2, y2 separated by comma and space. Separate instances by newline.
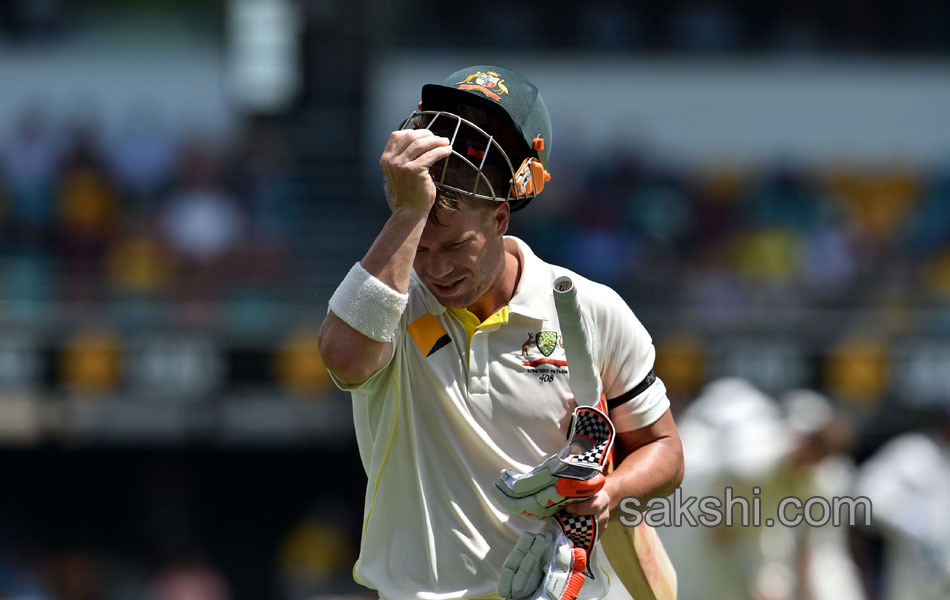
414, 202, 507, 309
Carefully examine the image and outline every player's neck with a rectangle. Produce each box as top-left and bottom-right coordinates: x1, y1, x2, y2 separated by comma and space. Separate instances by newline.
466, 247, 521, 322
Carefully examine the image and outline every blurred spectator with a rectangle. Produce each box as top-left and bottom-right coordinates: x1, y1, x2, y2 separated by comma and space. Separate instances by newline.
800, 200, 859, 301
105, 108, 175, 211
147, 556, 231, 600
661, 378, 793, 599
106, 221, 175, 298
158, 138, 247, 303
853, 407, 950, 600
825, 165, 920, 246
105, 219, 175, 326
279, 506, 356, 600
1, 106, 64, 251
622, 180, 694, 250
228, 122, 294, 289
233, 121, 292, 244
781, 388, 865, 600
729, 227, 800, 284
691, 163, 745, 247
902, 166, 950, 257
680, 241, 745, 326
55, 121, 118, 280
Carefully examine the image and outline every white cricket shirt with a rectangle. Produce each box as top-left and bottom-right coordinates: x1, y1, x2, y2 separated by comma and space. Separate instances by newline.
332, 236, 670, 600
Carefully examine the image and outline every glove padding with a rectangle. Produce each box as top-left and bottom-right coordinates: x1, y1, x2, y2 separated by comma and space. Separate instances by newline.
492, 406, 615, 520
497, 519, 589, 600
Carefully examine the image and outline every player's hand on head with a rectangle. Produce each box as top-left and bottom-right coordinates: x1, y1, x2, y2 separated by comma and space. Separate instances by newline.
379, 129, 453, 215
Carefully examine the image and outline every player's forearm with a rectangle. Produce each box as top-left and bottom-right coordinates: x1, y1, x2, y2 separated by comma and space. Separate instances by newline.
360, 207, 429, 292
604, 431, 684, 511
318, 209, 428, 384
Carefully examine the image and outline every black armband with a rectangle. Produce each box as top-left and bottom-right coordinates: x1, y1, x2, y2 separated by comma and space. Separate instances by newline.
606, 369, 656, 411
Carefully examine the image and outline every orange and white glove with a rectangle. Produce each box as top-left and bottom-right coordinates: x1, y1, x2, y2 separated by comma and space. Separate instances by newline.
492, 406, 615, 520
497, 519, 589, 600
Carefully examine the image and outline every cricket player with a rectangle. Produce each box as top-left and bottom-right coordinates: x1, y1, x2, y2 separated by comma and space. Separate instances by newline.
318, 65, 684, 600
853, 408, 950, 600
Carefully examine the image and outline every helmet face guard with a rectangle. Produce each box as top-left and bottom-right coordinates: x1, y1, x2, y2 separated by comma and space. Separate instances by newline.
399, 109, 547, 210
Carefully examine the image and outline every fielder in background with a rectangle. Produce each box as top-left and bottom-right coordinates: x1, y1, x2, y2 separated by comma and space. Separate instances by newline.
318, 64, 684, 600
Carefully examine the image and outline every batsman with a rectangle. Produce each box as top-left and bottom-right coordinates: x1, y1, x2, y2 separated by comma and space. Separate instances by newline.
318, 64, 684, 600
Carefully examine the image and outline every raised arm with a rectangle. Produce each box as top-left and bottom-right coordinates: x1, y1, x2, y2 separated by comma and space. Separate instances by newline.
317, 129, 452, 385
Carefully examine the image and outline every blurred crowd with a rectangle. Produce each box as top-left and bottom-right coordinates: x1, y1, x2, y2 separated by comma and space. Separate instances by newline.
0, 106, 298, 330
2, 99, 950, 598
517, 148, 950, 327
5, 104, 950, 336
0, 107, 354, 599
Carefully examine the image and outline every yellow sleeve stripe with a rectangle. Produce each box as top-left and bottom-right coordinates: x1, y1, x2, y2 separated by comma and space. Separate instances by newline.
408, 313, 451, 357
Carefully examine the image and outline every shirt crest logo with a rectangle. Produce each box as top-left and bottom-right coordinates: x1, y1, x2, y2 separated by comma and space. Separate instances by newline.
535, 331, 559, 357
456, 70, 509, 101
521, 331, 567, 383
519, 332, 567, 371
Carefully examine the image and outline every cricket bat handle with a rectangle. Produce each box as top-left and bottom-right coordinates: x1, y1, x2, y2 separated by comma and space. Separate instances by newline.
552, 276, 600, 408
552, 276, 678, 600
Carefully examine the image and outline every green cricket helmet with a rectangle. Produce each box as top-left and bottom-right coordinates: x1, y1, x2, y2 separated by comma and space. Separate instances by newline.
399, 65, 552, 211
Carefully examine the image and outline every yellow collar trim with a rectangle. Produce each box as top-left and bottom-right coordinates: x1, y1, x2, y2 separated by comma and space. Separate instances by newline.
450, 305, 510, 344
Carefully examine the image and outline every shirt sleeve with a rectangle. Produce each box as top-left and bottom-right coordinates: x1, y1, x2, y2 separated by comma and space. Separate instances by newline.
326, 319, 400, 392
585, 283, 670, 431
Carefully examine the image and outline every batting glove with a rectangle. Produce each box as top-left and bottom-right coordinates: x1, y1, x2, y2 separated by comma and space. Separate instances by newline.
492, 406, 615, 520
497, 519, 588, 600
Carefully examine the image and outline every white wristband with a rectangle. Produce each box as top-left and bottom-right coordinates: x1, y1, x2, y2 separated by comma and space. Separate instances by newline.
328, 262, 408, 342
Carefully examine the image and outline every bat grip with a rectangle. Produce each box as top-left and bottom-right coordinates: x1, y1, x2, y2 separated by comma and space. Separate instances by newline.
553, 276, 602, 408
